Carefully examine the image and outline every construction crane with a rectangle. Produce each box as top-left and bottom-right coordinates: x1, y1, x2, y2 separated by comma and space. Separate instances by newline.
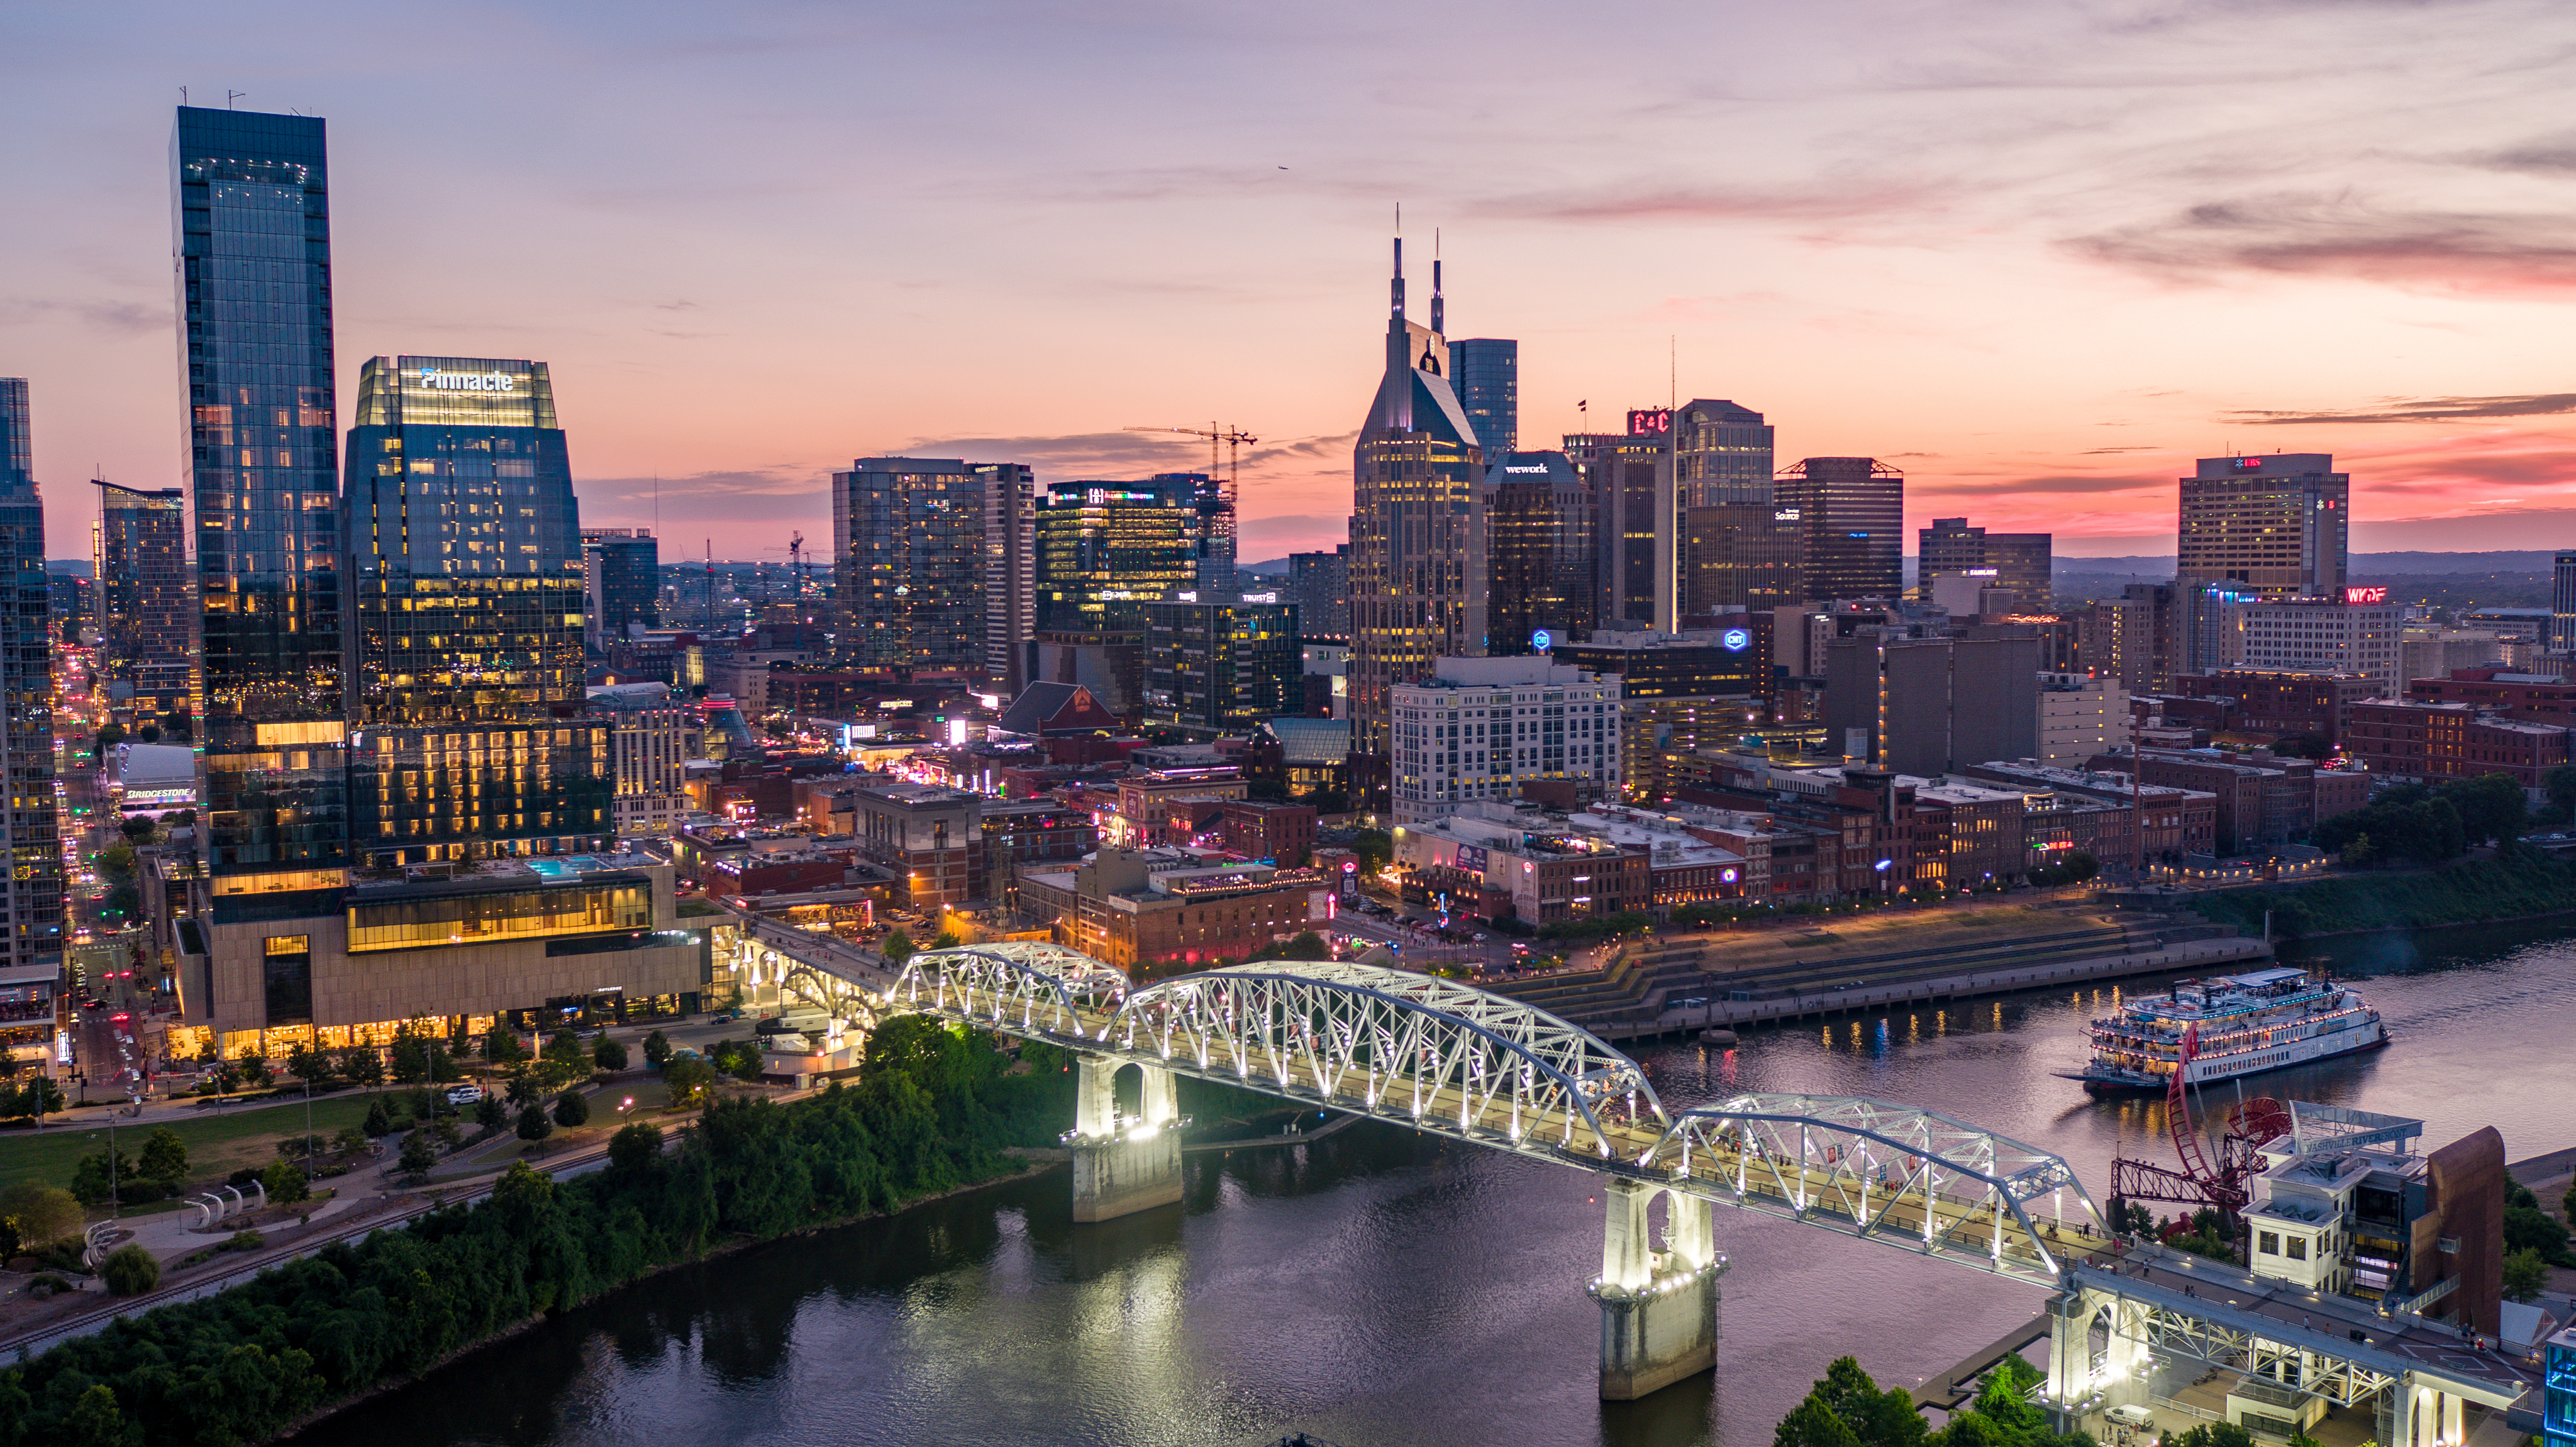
758, 529, 811, 609
1124, 422, 1258, 570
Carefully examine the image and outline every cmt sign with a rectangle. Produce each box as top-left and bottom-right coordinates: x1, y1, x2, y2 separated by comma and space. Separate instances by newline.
2343, 586, 2389, 606
1627, 408, 1672, 436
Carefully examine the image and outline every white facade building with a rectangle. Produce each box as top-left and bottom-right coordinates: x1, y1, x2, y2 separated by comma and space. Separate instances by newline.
1390, 657, 1621, 827
2231, 597, 2404, 691
2037, 672, 2131, 766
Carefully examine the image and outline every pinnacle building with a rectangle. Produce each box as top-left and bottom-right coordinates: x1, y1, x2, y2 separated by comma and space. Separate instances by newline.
175, 105, 348, 896
1348, 238, 1486, 802
342, 355, 606, 867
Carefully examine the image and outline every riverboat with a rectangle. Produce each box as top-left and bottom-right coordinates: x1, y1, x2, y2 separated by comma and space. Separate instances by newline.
2069, 966, 2387, 1093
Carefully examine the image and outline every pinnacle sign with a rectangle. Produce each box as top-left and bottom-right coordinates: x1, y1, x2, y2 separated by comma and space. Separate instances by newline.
415, 367, 517, 393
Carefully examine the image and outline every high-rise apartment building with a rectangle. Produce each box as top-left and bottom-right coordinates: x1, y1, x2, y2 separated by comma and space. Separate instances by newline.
0, 380, 62, 989
984, 465, 1037, 695
1348, 239, 1485, 802
1034, 477, 1207, 636
2231, 594, 2404, 691
343, 355, 605, 867
1286, 545, 1350, 639
175, 106, 348, 897
581, 528, 658, 651
1778, 457, 1904, 602
2177, 454, 2348, 599
1389, 657, 1622, 826
92, 482, 192, 718
585, 683, 704, 839
1143, 595, 1301, 733
831, 457, 1033, 684
1566, 416, 1668, 631
1452, 338, 1519, 457
1485, 451, 1596, 655
2553, 553, 2576, 657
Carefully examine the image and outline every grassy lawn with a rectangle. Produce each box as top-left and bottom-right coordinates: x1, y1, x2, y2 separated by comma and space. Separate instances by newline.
0, 1092, 396, 1195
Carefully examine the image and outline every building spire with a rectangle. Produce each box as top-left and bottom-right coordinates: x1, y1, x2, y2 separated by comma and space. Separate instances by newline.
1391, 204, 1406, 319
1431, 227, 1444, 335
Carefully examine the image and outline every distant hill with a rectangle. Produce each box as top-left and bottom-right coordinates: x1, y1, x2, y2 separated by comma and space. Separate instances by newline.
1239, 557, 1292, 575
2053, 551, 2558, 577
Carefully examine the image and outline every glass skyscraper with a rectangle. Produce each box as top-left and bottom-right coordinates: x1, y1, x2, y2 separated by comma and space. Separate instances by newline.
831, 457, 1033, 685
174, 106, 348, 895
92, 482, 193, 720
0, 380, 62, 988
343, 356, 605, 867
1034, 477, 1207, 636
1485, 451, 1595, 654
1452, 338, 1519, 457
580, 528, 659, 652
1777, 457, 1904, 602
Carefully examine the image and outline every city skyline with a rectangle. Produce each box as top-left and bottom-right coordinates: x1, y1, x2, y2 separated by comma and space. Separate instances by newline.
4, 1, 2575, 562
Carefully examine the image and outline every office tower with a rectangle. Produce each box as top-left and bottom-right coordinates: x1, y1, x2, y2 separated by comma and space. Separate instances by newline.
1286, 545, 1350, 638
2177, 453, 2349, 599
1035, 477, 1208, 636
1144, 594, 1301, 732
1566, 414, 1668, 630
2553, 553, 2576, 657
1984, 533, 2052, 602
343, 356, 605, 867
92, 482, 193, 718
0, 380, 62, 988
175, 106, 347, 898
1919, 519, 1984, 587
984, 465, 1037, 694
1917, 518, 2047, 602
1348, 236, 1485, 802
581, 528, 659, 651
1777, 457, 1904, 602
1485, 451, 1596, 654
831, 457, 1033, 684
2231, 594, 2404, 690
1823, 631, 2036, 775
1684, 503, 1802, 618
1674, 397, 1773, 517
1452, 338, 1519, 456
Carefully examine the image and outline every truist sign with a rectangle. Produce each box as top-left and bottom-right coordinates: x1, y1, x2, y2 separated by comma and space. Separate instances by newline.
416, 367, 516, 393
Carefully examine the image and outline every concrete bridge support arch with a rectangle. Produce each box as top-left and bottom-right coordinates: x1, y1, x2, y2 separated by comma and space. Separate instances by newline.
1593, 1178, 1725, 1400
1070, 1052, 1183, 1223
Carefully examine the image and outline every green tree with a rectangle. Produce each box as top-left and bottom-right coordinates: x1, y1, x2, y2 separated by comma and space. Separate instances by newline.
515, 1102, 554, 1143
2339, 831, 2379, 868
475, 1094, 509, 1132
1351, 827, 1393, 873
136, 1128, 187, 1186
100, 1243, 161, 1295
2546, 762, 2576, 824
483, 1028, 526, 1065
426, 1040, 463, 1082
341, 1045, 386, 1087
2504, 1247, 2549, 1302
60, 1383, 131, 1447
1279, 930, 1331, 960
70, 1147, 137, 1205
1813, 1356, 1929, 1447
930, 928, 963, 950
642, 1028, 673, 1068
505, 1066, 539, 1107
608, 1122, 663, 1174
2504, 1205, 2568, 1260
553, 1089, 591, 1129
594, 1035, 630, 1072
880, 928, 916, 965
259, 1158, 309, 1206
390, 1029, 431, 1085
435, 1114, 464, 1148
0, 1181, 84, 1246
2437, 772, 2528, 846
16, 1073, 64, 1119
1774, 1394, 1864, 1447
236, 1047, 272, 1088
94, 842, 136, 881
662, 1056, 718, 1107
542, 1029, 587, 1073
397, 1131, 438, 1178
286, 1045, 333, 1088
362, 1098, 394, 1138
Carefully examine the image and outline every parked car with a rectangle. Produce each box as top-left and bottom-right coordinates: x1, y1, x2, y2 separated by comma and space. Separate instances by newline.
444, 1083, 484, 1106
2104, 1405, 2155, 1429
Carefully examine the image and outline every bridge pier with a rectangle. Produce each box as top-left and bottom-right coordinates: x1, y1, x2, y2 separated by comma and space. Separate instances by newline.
1070, 1052, 1182, 1223
1592, 1179, 1724, 1400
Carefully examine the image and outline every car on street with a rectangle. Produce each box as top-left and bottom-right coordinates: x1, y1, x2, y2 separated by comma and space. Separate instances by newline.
2103, 1405, 2154, 1429
444, 1083, 484, 1106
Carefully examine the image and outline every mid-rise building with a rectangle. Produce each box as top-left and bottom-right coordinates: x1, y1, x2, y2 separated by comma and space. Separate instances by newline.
2037, 672, 2130, 765
2554, 553, 2576, 658
1143, 594, 1301, 733
92, 481, 192, 718
343, 355, 604, 868
1033, 848, 1319, 970
831, 456, 1034, 686
2177, 453, 2349, 599
1484, 451, 1596, 655
848, 780, 985, 909
2341, 701, 2570, 794
1394, 804, 1655, 926
2087, 746, 2368, 853
1824, 631, 2038, 776
585, 684, 705, 839
1919, 518, 2051, 604
0, 379, 62, 1015
1389, 657, 1621, 826
1348, 238, 1486, 802
1777, 457, 1903, 602
2173, 668, 2377, 746
1451, 337, 1518, 457
2231, 594, 2404, 691
1554, 629, 1763, 794
2406, 667, 2576, 726
175, 106, 349, 901
1286, 546, 1350, 638
581, 528, 659, 651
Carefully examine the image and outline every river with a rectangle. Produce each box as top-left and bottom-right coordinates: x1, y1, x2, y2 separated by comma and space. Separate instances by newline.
298, 919, 2576, 1447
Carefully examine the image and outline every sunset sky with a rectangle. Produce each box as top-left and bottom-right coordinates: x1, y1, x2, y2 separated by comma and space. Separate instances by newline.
8, 0, 2576, 563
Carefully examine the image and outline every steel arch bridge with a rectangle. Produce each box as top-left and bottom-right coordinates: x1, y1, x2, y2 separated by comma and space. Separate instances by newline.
756, 934, 2111, 1288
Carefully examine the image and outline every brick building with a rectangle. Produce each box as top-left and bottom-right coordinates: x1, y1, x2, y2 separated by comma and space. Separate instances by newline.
1030, 849, 1320, 971
2341, 701, 2570, 794
2173, 668, 2378, 746
2405, 668, 2576, 727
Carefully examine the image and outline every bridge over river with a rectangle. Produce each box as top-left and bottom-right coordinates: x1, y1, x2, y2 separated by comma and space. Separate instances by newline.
735, 916, 2532, 1438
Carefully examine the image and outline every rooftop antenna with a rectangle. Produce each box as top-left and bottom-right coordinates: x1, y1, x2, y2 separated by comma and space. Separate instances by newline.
1431, 228, 1444, 335
179, 87, 187, 106
226, 90, 245, 109
1391, 204, 1405, 319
